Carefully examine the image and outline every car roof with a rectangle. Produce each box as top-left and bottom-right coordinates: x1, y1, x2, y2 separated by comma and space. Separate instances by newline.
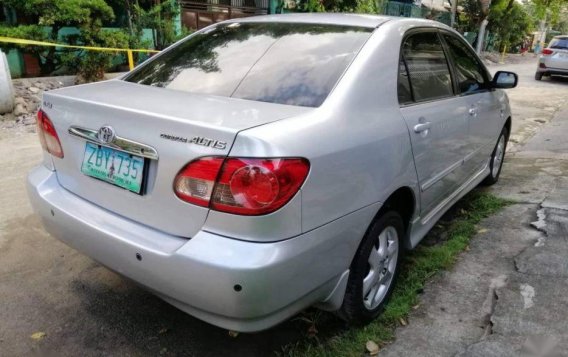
224, 13, 392, 28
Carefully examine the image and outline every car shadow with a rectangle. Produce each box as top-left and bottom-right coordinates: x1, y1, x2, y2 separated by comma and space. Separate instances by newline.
64, 270, 347, 356
36, 189, 494, 356
544, 75, 568, 84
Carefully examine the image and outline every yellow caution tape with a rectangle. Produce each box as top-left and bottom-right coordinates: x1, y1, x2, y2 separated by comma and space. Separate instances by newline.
0, 36, 160, 70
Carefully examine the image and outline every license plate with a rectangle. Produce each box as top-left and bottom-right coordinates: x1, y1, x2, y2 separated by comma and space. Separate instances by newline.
81, 142, 145, 194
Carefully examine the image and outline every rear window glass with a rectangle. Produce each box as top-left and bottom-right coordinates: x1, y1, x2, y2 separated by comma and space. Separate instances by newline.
124, 22, 372, 107
549, 38, 568, 49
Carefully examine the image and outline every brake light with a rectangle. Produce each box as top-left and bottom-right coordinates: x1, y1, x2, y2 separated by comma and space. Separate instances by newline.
174, 157, 310, 215
174, 157, 224, 206
542, 48, 554, 55
36, 109, 64, 158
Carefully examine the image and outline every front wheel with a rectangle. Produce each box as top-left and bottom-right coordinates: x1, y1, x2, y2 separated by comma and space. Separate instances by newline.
482, 127, 508, 186
339, 211, 403, 324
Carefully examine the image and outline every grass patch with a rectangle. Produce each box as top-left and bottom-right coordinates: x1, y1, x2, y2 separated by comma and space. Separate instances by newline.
279, 191, 510, 357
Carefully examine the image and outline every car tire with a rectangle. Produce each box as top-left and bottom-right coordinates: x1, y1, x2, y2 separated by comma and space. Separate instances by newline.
339, 211, 404, 325
535, 72, 544, 80
482, 127, 508, 186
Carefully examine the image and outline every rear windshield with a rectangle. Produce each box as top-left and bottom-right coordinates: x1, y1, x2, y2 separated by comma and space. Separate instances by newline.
124, 22, 372, 107
549, 38, 568, 49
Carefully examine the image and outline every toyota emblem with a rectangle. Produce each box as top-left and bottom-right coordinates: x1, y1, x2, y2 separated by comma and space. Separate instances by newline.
97, 126, 116, 143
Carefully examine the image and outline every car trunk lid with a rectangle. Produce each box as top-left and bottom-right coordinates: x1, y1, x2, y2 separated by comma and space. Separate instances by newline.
42, 80, 311, 238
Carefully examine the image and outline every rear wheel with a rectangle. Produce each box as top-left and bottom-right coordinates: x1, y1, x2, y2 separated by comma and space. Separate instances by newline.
339, 211, 403, 324
482, 127, 508, 186
535, 72, 544, 80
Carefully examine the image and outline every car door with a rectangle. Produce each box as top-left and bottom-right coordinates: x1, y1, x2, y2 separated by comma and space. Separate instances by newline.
399, 30, 470, 216
441, 32, 501, 175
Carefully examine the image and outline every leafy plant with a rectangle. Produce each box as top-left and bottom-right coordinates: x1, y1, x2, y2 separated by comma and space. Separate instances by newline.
129, 0, 181, 49
65, 30, 129, 83
488, 0, 533, 52
0, 0, 120, 78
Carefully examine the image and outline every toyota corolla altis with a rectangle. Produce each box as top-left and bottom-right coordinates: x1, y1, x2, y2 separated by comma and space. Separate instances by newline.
27, 14, 517, 332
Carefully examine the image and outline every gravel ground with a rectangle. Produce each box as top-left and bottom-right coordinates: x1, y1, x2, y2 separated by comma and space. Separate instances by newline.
0, 77, 73, 133
0, 74, 122, 135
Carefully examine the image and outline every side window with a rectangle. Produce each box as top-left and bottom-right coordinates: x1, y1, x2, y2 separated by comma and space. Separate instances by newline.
402, 32, 453, 102
443, 34, 488, 95
398, 59, 412, 104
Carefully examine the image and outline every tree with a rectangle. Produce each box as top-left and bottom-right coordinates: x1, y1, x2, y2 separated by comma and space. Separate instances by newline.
488, 0, 533, 51
461, 0, 537, 52
111, 0, 186, 50
0, 0, 128, 80
531, 0, 568, 45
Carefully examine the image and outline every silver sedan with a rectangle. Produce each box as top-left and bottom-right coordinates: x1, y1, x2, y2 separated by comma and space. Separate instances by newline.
27, 14, 517, 332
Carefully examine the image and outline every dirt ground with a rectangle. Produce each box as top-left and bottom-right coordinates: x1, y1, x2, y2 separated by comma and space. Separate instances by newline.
0, 58, 567, 356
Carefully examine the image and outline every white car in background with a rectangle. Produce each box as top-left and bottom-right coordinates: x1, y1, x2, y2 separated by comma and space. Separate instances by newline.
535, 35, 568, 80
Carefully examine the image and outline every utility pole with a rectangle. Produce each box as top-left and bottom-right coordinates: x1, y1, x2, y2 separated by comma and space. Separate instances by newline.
476, 18, 488, 54
450, 0, 458, 28
538, 12, 550, 48
476, 0, 492, 54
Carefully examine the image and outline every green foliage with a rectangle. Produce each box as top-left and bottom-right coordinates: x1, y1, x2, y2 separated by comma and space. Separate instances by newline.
301, 0, 326, 12
459, 0, 535, 50
531, 0, 568, 23
65, 30, 129, 82
0, 24, 48, 49
488, 0, 534, 51
354, 0, 380, 14
130, 0, 181, 49
0, 0, 119, 78
2, 0, 114, 29
280, 191, 510, 357
173, 26, 195, 43
554, 11, 568, 34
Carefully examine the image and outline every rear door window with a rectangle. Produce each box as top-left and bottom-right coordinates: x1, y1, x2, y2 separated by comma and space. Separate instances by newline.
125, 23, 372, 107
442, 34, 489, 95
401, 32, 454, 102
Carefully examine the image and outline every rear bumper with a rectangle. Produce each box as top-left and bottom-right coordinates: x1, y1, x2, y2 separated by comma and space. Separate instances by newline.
537, 60, 568, 74
27, 165, 378, 331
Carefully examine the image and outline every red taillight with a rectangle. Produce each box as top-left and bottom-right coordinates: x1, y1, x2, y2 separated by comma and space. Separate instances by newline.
174, 157, 224, 207
37, 109, 64, 158
542, 48, 554, 55
174, 157, 310, 215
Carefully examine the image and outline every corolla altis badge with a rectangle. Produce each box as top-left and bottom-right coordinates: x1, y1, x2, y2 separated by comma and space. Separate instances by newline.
97, 126, 116, 144
160, 133, 227, 150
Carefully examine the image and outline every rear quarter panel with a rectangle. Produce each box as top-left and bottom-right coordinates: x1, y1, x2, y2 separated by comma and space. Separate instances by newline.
225, 22, 421, 235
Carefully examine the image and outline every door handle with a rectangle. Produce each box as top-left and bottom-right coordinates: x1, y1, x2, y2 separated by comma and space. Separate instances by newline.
413, 122, 431, 133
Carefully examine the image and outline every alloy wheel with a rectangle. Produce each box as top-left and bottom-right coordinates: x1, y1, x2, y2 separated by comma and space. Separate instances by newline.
492, 134, 505, 178
363, 225, 399, 310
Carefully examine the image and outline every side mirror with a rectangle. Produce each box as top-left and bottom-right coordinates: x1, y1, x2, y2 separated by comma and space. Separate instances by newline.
492, 71, 518, 89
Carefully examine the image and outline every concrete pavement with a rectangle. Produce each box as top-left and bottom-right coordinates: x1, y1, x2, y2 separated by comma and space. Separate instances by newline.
379, 104, 568, 357
487, 60, 568, 151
